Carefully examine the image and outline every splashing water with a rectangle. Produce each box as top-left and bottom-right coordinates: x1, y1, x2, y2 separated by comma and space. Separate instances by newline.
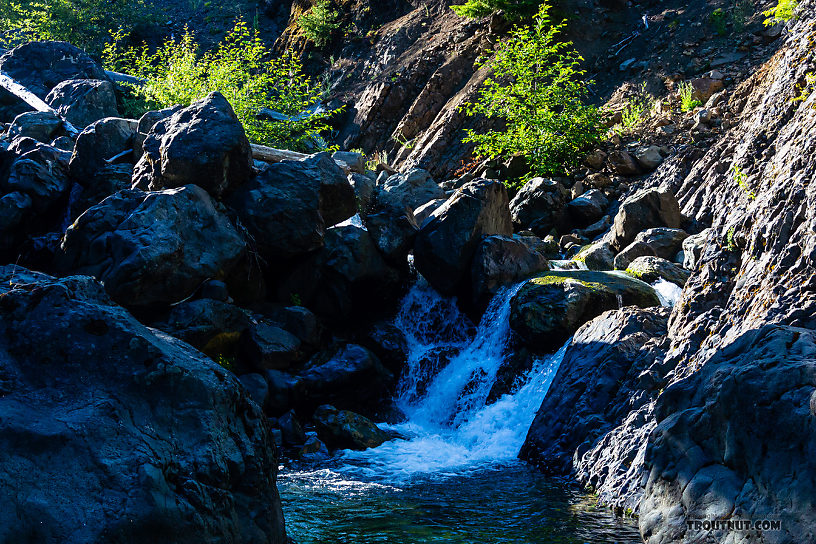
652, 279, 683, 307
335, 279, 567, 480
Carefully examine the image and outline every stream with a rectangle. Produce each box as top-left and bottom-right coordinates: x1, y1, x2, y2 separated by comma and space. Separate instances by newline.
279, 279, 642, 543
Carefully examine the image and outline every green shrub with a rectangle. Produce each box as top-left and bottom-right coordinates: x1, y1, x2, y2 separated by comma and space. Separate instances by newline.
451, 0, 542, 19
460, 3, 604, 179
614, 82, 653, 135
0, 0, 151, 53
678, 81, 702, 112
298, 0, 341, 47
763, 0, 798, 26
103, 20, 338, 152
732, 165, 755, 200
709, 8, 728, 35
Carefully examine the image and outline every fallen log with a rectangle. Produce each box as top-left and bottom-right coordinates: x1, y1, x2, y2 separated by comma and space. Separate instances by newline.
0, 71, 81, 137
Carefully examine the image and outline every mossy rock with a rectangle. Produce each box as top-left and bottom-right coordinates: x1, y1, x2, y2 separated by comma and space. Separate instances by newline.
625, 256, 690, 286
509, 270, 661, 351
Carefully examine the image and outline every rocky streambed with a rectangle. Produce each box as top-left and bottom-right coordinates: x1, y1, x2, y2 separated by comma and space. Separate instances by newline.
0, 1, 815, 542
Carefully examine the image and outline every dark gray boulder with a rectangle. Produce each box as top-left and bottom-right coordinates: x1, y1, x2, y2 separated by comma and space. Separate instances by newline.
0, 41, 109, 100
313, 404, 390, 451
376, 168, 445, 211
229, 152, 355, 261
294, 344, 394, 414
7, 111, 67, 142
414, 179, 512, 295
0, 266, 286, 543
508, 177, 569, 235
132, 92, 252, 199
69, 117, 138, 181
566, 189, 609, 228
239, 320, 302, 371
157, 298, 252, 358
57, 185, 246, 308
521, 307, 670, 513
641, 326, 816, 544
44, 79, 118, 128
279, 225, 403, 322
613, 241, 656, 271
363, 204, 419, 266
2, 137, 70, 213
510, 270, 661, 351
575, 241, 615, 271
608, 189, 682, 251
471, 234, 550, 306
626, 256, 691, 286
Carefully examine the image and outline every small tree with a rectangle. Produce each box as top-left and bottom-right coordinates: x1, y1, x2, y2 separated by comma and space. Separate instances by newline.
461, 3, 604, 179
104, 20, 337, 152
298, 0, 341, 47
451, 0, 541, 19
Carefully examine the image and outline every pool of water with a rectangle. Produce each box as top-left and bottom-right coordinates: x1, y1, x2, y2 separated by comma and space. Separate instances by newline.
279, 460, 641, 544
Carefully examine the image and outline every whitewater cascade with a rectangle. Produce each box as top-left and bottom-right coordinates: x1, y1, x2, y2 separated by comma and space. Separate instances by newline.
337, 279, 567, 479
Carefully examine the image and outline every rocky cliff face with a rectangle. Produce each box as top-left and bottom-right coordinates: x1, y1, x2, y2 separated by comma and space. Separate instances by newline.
523, 2, 816, 542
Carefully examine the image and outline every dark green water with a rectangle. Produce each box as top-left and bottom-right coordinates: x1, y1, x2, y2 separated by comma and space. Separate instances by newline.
279, 461, 641, 544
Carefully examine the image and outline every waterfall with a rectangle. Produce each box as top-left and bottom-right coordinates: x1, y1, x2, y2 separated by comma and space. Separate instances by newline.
337, 279, 567, 480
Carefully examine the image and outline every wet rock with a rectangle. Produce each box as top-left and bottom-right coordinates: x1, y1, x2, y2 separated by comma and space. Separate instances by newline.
375, 168, 445, 211
294, 344, 394, 414
626, 256, 691, 286
566, 189, 608, 228
239, 320, 302, 371
132, 92, 252, 199
522, 307, 669, 515
641, 326, 816, 544
266, 370, 298, 416
508, 177, 568, 235
471, 235, 550, 306
229, 152, 354, 261
313, 405, 390, 450
575, 241, 615, 271
361, 321, 408, 376
510, 271, 661, 351
299, 432, 330, 461
414, 179, 512, 295
45, 79, 118, 128
0, 266, 286, 543
57, 185, 246, 309
608, 189, 682, 251
278, 410, 307, 446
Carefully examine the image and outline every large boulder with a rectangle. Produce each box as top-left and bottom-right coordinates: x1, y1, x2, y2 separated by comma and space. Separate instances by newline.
566, 189, 608, 228
279, 225, 403, 322
157, 298, 252, 358
69, 117, 139, 181
7, 111, 67, 142
626, 256, 691, 286
294, 344, 394, 415
0, 267, 286, 543
521, 307, 670, 512
132, 92, 252, 199
228, 153, 355, 261
575, 241, 615, 271
1, 138, 70, 215
313, 404, 390, 450
363, 204, 419, 266
471, 235, 550, 306
375, 168, 445, 211
45, 79, 118, 128
608, 189, 682, 251
510, 270, 661, 351
57, 185, 246, 308
239, 320, 302, 371
641, 326, 816, 544
414, 179, 512, 295
0, 41, 109, 100
508, 177, 569, 235
681, 228, 711, 270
